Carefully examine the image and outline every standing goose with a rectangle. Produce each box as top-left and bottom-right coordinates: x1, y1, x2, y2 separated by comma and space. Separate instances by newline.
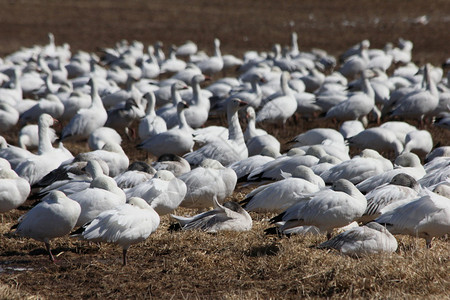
14, 191, 81, 262
137, 101, 194, 158
256, 71, 297, 124
60, 77, 107, 142
72, 197, 160, 265
183, 98, 248, 167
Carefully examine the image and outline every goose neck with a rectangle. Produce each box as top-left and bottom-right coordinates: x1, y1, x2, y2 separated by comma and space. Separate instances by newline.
38, 121, 54, 155
227, 108, 244, 142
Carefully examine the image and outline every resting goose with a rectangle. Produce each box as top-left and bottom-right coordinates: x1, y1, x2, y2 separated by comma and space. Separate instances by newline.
376, 185, 450, 248
179, 159, 237, 209
171, 197, 252, 232
137, 101, 194, 158
271, 179, 367, 239
317, 222, 398, 256
60, 77, 107, 142
256, 71, 297, 124
184, 98, 248, 167
138, 91, 167, 140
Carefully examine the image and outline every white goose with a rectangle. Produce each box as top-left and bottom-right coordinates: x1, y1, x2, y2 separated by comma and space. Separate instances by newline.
19, 94, 65, 125
69, 174, 126, 227
184, 74, 210, 128
356, 152, 426, 193
387, 64, 439, 123
138, 91, 167, 140
256, 71, 297, 124
320, 149, 393, 185
0, 103, 19, 132
0, 165, 30, 212
160, 45, 187, 74
359, 173, 420, 223
72, 197, 160, 265
14, 191, 81, 262
317, 222, 398, 256
114, 161, 156, 189
60, 77, 107, 142
14, 114, 74, 185
347, 127, 404, 156
156, 81, 188, 129
271, 179, 367, 239
125, 170, 187, 215
195, 38, 224, 76
179, 159, 237, 209
75, 142, 129, 177
229, 147, 279, 182
18, 123, 57, 150
184, 98, 248, 167
171, 197, 252, 232
87, 127, 122, 151
240, 166, 321, 213
243, 106, 268, 142
137, 101, 194, 158
325, 71, 375, 123
376, 185, 450, 248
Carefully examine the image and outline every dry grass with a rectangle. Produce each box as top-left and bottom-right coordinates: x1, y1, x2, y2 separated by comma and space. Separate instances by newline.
1, 0, 450, 298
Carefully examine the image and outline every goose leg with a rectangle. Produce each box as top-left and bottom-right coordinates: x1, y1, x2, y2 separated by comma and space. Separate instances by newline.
45, 242, 55, 262
123, 248, 128, 266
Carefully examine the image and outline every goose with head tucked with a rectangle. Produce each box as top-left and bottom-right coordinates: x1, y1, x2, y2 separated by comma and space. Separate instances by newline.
171, 197, 252, 233
72, 196, 160, 265
13, 191, 81, 262
358, 173, 420, 223
320, 149, 393, 185
125, 170, 187, 215
317, 222, 398, 256
183, 98, 248, 167
179, 159, 237, 209
356, 152, 426, 193
87, 127, 122, 151
376, 184, 450, 248
69, 173, 126, 227
0, 163, 30, 213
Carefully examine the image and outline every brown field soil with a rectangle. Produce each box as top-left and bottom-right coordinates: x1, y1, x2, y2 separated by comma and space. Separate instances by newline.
0, 0, 450, 299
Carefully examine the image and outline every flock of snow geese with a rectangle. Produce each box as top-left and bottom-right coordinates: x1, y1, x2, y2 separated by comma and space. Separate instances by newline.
0, 32, 449, 265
